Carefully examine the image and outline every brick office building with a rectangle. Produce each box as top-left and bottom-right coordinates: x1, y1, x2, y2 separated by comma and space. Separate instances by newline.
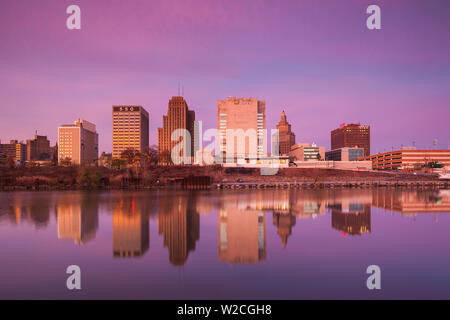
331, 123, 370, 157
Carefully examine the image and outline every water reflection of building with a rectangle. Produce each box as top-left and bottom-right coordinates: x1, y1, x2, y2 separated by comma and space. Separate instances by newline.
372, 189, 450, 216
113, 197, 149, 257
215, 189, 343, 255
158, 195, 200, 266
218, 208, 266, 264
330, 203, 371, 236
269, 189, 371, 220
195, 195, 215, 216
217, 193, 267, 264
272, 211, 296, 247
57, 194, 99, 245
8, 194, 54, 228
290, 191, 327, 219
325, 189, 373, 209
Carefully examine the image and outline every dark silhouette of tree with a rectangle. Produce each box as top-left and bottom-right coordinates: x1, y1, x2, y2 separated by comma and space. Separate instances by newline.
77, 168, 102, 189
121, 148, 140, 165
142, 145, 159, 166
111, 158, 126, 170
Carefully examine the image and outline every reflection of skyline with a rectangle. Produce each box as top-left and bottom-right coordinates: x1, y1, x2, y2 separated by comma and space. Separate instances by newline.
2, 188, 450, 267
372, 189, 450, 216
113, 197, 149, 257
6, 194, 54, 228
158, 195, 200, 266
330, 204, 371, 236
216, 189, 376, 254
57, 195, 99, 245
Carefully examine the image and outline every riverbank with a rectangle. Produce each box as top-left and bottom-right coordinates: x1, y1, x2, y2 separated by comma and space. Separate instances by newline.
214, 180, 450, 190
0, 165, 446, 191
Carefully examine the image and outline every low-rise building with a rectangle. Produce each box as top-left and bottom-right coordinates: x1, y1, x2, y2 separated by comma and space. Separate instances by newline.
98, 152, 113, 168
289, 143, 325, 162
360, 149, 450, 170
325, 147, 364, 161
291, 160, 372, 171
0, 140, 27, 165
221, 155, 290, 169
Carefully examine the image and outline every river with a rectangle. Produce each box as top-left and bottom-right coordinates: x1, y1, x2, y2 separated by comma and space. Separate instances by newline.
0, 188, 449, 299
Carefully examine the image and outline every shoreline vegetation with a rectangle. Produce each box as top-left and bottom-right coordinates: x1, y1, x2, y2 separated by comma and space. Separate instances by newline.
0, 165, 448, 191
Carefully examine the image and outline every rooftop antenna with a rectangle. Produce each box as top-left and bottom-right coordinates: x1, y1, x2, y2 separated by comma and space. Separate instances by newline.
182, 85, 184, 97
178, 81, 180, 96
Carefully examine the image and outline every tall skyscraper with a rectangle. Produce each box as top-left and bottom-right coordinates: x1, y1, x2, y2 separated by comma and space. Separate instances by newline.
276, 111, 296, 155
331, 123, 371, 157
217, 97, 266, 162
157, 96, 195, 164
58, 119, 98, 165
26, 135, 52, 161
112, 106, 149, 159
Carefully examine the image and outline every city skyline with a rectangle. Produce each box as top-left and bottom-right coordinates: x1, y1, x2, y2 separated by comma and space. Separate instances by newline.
1, 0, 450, 154
1, 95, 449, 162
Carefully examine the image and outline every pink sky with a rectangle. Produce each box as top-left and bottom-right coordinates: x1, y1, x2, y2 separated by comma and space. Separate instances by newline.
0, 0, 449, 153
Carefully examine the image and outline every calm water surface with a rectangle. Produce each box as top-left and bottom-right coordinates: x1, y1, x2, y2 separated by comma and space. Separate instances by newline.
0, 188, 449, 299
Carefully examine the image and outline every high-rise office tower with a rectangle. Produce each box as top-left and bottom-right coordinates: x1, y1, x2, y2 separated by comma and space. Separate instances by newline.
26, 135, 52, 161
217, 97, 266, 162
157, 96, 195, 164
276, 111, 296, 155
58, 119, 98, 165
112, 106, 149, 159
331, 123, 371, 157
